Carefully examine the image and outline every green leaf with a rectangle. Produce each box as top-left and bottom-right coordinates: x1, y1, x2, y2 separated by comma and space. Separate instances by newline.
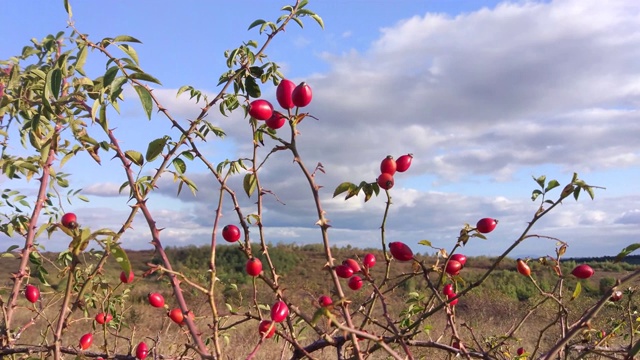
571, 282, 582, 301
64, 0, 72, 16
125, 150, 144, 166
110, 244, 131, 275
134, 85, 153, 120
172, 158, 186, 175
76, 46, 88, 75
145, 137, 168, 162
533, 175, 546, 189
418, 240, 432, 247
310, 14, 324, 29
531, 189, 542, 201
615, 243, 640, 262
46, 68, 62, 99
103, 66, 119, 87
245, 76, 261, 98
628, 339, 640, 360
117, 44, 139, 65
248, 19, 266, 31
129, 72, 162, 85
545, 179, 560, 192
113, 35, 142, 44
333, 182, 354, 198
243, 173, 257, 198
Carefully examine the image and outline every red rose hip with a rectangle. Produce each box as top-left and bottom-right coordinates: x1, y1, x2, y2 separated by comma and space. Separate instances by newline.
389, 242, 413, 262
377, 173, 394, 190
148, 292, 165, 308
396, 154, 413, 172
445, 260, 462, 276
259, 320, 276, 338
348, 276, 363, 290
79, 333, 93, 350
318, 295, 333, 307
476, 218, 498, 233
222, 224, 241, 243
517, 259, 531, 277
270, 300, 289, 323
136, 342, 149, 359
95, 312, 113, 325
246, 257, 263, 277
266, 112, 286, 130
449, 254, 467, 267
571, 264, 594, 279
25, 284, 40, 303
61, 212, 78, 229
249, 99, 274, 120
363, 253, 376, 269
335, 264, 354, 279
276, 79, 296, 109
342, 258, 361, 273
120, 271, 134, 283
291, 82, 312, 107
380, 156, 397, 175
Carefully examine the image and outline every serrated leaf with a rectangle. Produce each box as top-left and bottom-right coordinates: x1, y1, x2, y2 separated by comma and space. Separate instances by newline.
571, 282, 582, 301
243, 173, 257, 198
103, 66, 119, 87
125, 150, 144, 166
333, 182, 354, 198
133, 85, 153, 120
418, 240, 432, 247
145, 137, 168, 162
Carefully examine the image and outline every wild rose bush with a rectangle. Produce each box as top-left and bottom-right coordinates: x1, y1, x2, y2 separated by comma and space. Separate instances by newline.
2, 1, 640, 359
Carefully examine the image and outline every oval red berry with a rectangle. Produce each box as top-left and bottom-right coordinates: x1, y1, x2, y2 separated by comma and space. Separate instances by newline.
571, 264, 594, 279
249, 99, 274, 120
25, 284, 40, 303
396, 154, 413, 172
291, 82, 312, 107
389, 242, 413, 262
276, 79, 296, 109
148, 292, 165, 308
246, 258, 263, 277
380, 156, 397, 175
222, 224, 241, 243
270, 300, 289, 323
476, 218, 498, 233
377, 173, 394, 190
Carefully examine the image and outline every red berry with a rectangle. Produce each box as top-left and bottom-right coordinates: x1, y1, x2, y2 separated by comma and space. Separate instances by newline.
348, 276, 363, 290
342, 258, 361, 273
168, 308, 184, 325
249, 99, 274, 120
120, 271, 134, 283
443, 283, 454, 296
136, 342, 149, 359
476, 218, 498, 233
95, 312, 113, 325
396, 154, 413, 172
79, 333, 93, 350
450, 254, 467, 267
258, 320, 276, 338
610, 290, 623, 302
571, 264, 594, 279
517, 347, 525, 356
276, 79, 296, 109
389, 242, 413, 262
270, 300, 289, 323
335, 264, 354, 279
148, 292, 165, 308
363, 253, 376, 269
318, 295, 333, 307
380, 156, 397, 175
377, 173, 394, 190
291, 82, 312, 107
246, 257, 263, 277
25, 284, 40, 303
266, 112, 286, 130
517, 259, 531, 277
61, 212, 78, 229
447, 292, 459, 306
445, 260, 462, 276
222, 224, 241, 243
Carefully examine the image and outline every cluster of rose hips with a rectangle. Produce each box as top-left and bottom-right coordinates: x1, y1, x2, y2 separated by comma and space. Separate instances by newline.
376, 154, 413, 190
334, 253, 376, 291
220, 224, 291, 338
247, 79, 312, 129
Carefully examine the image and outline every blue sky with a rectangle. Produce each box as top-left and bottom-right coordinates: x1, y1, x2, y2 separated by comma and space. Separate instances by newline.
1, 0, 639, 259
